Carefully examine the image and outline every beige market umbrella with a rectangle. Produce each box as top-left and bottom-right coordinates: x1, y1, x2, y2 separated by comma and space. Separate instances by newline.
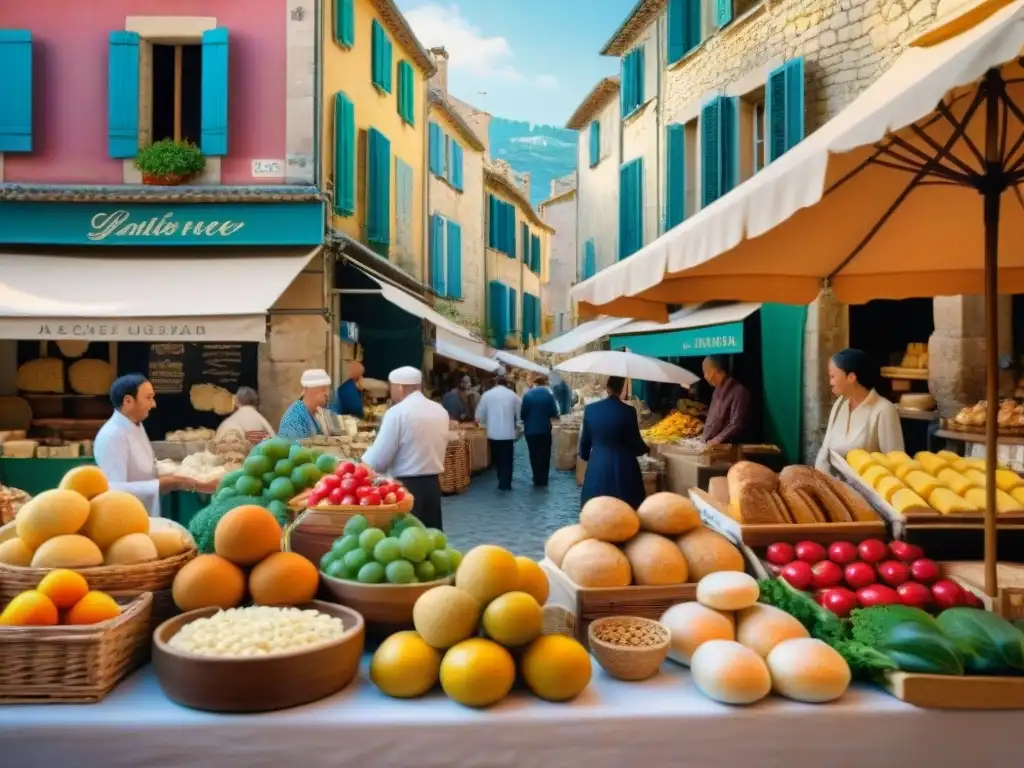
572, 0, 1024, 596
555, 350, 699, 386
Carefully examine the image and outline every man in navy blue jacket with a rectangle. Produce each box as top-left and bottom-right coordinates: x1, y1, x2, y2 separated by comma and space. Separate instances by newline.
520, 376, 560, 487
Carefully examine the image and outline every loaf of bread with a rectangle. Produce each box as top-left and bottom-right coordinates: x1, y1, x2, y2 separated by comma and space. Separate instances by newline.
822, 474, 879, 522
779, 466, 854, 523
780, 488, 826, 523
727, 462, 787, 524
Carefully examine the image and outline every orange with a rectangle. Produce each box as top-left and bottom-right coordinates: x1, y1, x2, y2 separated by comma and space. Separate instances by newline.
65, 591, 121, 625
514, 556, 550, 606
36, 569, 90, 609
214, 505, 282, 566
0, 590, 59, 626
249, 552, 318, 607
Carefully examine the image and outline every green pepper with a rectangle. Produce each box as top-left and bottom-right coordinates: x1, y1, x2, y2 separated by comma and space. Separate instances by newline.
876, 621, 965, 676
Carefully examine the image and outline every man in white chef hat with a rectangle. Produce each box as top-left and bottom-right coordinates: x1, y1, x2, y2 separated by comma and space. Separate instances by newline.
361, 366, 450, 530
277, 368, 332, 440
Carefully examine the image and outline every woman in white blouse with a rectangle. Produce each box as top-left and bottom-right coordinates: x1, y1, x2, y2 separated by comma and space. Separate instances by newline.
814, 348, 905, 473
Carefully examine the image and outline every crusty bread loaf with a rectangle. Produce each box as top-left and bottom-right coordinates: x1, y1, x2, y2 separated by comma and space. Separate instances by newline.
822, 474, 878, 523
778, 466, 853, 523
727, 462, 787, 524
735, 487, 786, 524
780, 488, 826, 524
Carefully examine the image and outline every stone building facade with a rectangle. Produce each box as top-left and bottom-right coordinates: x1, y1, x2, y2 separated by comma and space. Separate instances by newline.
538, 178, 578, 337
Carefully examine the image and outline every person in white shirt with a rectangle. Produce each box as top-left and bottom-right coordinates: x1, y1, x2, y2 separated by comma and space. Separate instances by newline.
815, 348, 905, 474
361, 366, 450, 530
475, 376, 522, 491
94, 374, 215, 517
215, 387, 276, 445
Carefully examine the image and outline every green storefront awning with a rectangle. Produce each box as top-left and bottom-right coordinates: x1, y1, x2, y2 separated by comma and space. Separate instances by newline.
611, 320, 745, 357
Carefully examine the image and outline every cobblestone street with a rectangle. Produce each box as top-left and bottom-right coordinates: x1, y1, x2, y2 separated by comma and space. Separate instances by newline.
442, 439, 579, 559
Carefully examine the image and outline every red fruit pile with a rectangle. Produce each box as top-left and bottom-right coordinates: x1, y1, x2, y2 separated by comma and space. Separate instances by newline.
764, 538, 982, 618
307, 461, 407, 508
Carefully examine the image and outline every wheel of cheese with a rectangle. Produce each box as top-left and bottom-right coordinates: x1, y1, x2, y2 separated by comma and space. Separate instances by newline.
696, 571, 759, 611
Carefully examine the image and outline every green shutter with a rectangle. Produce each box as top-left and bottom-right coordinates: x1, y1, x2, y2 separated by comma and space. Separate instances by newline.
446, 220, 462, 299
716, 0, 733, 27
489, 281, 508, 347
367, 128, 391, 245
333, 92, 356, 216
521, 293, 531, 346
107, 31, 140, 158
761, 303, 806, 464
685, 0, 701, 50
335, 0, 354, 47
665, 123, 685, 230
0, 30, 32, 152
488, 194, 499, 249
397, 60, 414, 125
430, 214, 446, 294
589, 120, 600, 166
620, 54, 633, 117
531, 234, 541, 273
785, 58, 805, 149
619, 159, 643, 259
450, 142, 464, 190
700, 99, 721, 206
429, 122, 444, 175
371, 21, 392, 93
507, 203, 517, 258
634, 46, 645, 106
521, 222, 529, 262
722, 96, 739, 194
200, 28, 230, 156
766, 63, 787, 163
667, 0, 685, 64
583, 240, 596, 279
509, 287, 517, 334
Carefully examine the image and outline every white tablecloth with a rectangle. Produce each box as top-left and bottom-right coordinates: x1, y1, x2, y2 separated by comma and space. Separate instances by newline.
0, 656, 1017, 767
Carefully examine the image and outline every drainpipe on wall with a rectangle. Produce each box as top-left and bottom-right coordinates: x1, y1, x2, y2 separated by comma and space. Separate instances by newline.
654, 14, 663, 243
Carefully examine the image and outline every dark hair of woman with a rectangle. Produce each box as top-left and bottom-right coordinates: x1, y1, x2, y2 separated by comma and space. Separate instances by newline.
831, 348, 879, 391
109, 373, 149, 409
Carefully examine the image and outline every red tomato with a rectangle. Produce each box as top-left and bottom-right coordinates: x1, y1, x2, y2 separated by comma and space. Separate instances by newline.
857, 539, 889, 564
811, 560, 844, 589
844, 561, 876, 589
896, 581, 933, 609
888, 540, 924, 563
395, 489, 407, 502
363, 466, 377, 480
352, 466, 369, 482
321, 474, 341, 490
794, 541, 827, 565
359, 497, 374, 506
931, 579, 967, 610
383, 492, 397, 505
765, 543, 796, 566
909, 558, 940, 584
338, 461, 356, 476
820, 587, 859, 618
309, 491, 323, 506
377, 483, 395, 497
340, 494, 358, 506
780, 561, 813, 590
877, 560, 911, 587
857, 584, 900, 607
364, 490, 382, 506
827, 541, 859, 565
339, 477, 358, 495
355, 485, 374, 499
311, 481, 328, 497
327, 487, 344, 505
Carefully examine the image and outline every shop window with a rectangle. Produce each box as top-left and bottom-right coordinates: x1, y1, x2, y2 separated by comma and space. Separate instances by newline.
737, 85, 765, 183
151, 43, 203, 144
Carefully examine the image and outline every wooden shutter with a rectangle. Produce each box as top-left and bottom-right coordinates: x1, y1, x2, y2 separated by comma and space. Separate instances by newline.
383, 36, 393, 93
700, 99, 721, 206
430, 214, 446, 294
583, 240, 596, 279
716, 0, 733, 27
784, 58, 806, 150
451, 141, 464, 190
685, 0, 701, 50
333, 92, 356, 215
667, 0, 685, 64
534, 295, 542, 342
395, 158, 413, 252
487, 194, 499, 249
509, 286, 517, 334
531, 234, 541, 273
665, 123, 685, 230
620, 159, 643, 259
446, 220, 462, 298
335, 0, 354, 47
0, 30, 32, 152
107, 30, 140, 158
521, 293, 531, 346
620, 54, 633, 117
398, 60, 414, 124
201, 27, 230, 156
521, 222, 529, 262
367, 128, 391, 245
372, 21, 391, 91
428, 122, 442, 175
507, 203, 517, 258
634, 46, 646, 106
721, 96, 739, 194
589, 120, 600, 167
489, 281, 507, 347
766, 63, 787, 163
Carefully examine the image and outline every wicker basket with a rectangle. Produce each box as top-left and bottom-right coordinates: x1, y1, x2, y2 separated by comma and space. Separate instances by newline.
588, 616, 670, 681
440, 438, 471, 495
0, 592, 153, 704
283, 505, 408, 566
0, 486, 31, 525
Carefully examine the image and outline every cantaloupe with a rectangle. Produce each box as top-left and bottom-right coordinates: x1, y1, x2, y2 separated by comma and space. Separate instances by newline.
30, 534, 103, 569
636, 492, 701, 536
0, 537, 34, 566
544, 524, 591, 567
249, 552, 318, 607
58, 465, 109, 500
83, 491, 149, 549
104, 532, 159, 565
213, 505, 282, 566
579, 496, 640, 542
622, 532, 688, 585
171, 554, 245, 611
560, 539, 631, 588
412, 585, 481, 649
454, 545, 520, 604
675, 527, 745, 581
16, 489, 91, 549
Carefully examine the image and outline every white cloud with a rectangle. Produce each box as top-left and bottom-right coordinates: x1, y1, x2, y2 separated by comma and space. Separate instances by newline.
535, 74, 559, 90
404, 3, 523, 82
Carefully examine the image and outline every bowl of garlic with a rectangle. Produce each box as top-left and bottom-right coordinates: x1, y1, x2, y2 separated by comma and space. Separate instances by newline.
152, 601, 365, 712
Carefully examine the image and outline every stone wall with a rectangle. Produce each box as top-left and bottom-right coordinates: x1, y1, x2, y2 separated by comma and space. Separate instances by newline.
540, 195, 577, 334
577, 95, 622, 273
622, 15, 663, 248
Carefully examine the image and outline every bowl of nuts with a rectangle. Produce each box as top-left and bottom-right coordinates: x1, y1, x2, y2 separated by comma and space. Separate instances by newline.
588, 615, 670, 681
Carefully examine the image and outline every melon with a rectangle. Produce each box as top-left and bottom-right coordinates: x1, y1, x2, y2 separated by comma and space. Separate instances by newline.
58, 465, 109, 500
171, 554, 246, 612
0, 537, 34, 567
560, 539, 632, 588
214, 505, 282, 566
413, 585, 481, 649
249, 552, 319, 607
454, 545, 519, 605
30, 534, 104, 569
579, 497, 640, 542
104, 532, 159, 565
675, 526, 745, 581
637, 492, 701, 536
544, 524, 591, 567
622, 532, 688, 585
149, 528, 190, 559
83, 491, 149, 549
16, 489, 91, 550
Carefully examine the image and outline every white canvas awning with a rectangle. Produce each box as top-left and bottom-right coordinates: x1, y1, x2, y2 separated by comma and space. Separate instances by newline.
435, 338, 501, 373
370, 278, 487, 356
611, 302, 761, 336
0, 248, 320, 342
492, 350, 550, 375
536, 315, 634, 354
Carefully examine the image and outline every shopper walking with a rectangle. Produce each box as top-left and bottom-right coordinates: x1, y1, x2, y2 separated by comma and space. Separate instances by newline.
550, 370, 571, 416
520, 376, 559, 486
580, 376, 649, 511
475, 376, 521, 491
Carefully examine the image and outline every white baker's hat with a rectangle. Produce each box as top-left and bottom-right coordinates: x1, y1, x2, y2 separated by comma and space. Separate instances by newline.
300, 368, 331, 388
388, 366, 422, 385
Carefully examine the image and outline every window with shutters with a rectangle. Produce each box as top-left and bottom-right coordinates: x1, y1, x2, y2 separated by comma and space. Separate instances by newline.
394, 158, 414, 257
753, 99, 766, 173
429, 122, 446, 178
371, 20, 393, 94
618, 158, 643, 260
683, 120, 699, 218
735, 85, 765, 183
429, 215, 463, 299
447, 139, 463, 191
509, 287, 518, 334
0, 30, 33, 152
589, 120, 601, 167
333, 92, 356, 216
151, 43, 202, 144
699, 96, 738, 207
766, 58, 806, 164
665, 123, 686, 231
666, 0, 702, 65
397, 60, 414, 125
582, 240, 596, 280
488, 281, 510, 348
487, 195, 517, 256
334, 0, 354, 47
620, 46, 645, 118
521, 223, 530, 263
366, 127, 391, 250
530, 234, 541, 275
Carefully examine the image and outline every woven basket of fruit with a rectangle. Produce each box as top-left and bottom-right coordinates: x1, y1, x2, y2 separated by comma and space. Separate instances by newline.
287, 460, 415, 513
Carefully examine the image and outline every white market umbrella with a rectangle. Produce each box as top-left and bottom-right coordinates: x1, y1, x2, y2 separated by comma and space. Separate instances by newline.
492, 350, 550, 375
555, 350, 698, 386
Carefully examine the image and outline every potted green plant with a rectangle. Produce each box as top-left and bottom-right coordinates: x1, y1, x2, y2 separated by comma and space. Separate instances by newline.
134, 139, 206, 185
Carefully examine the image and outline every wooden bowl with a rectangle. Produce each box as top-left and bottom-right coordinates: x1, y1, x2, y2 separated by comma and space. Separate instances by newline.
588, 616, 670, 681
152, 601, 364, 713
319, 573, 453, 634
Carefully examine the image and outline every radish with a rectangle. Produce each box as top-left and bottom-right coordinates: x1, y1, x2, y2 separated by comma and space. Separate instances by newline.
821, 587, 859, 617
909, 558, 940, 584
844, 561, 876, 589
857, 584, 900, 607
877, 560, 911, 587
765, 542, 796, 566
897, 581, 933, 609
857, 539, 888, 564
795, 541, 827, 565
781, 561, 813, 590
827, 541, 858, 565
888, 540, 924, 562
931, 579, 967, 610
811, 560, 844, 589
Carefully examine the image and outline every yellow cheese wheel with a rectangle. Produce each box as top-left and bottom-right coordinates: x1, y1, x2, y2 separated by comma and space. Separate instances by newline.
995, 469, 1024, 493
16, 358, 64, 393
885, 451, 913, 466
929, 488, 976, 514
904, 471, 940, 500
914, 452, 950, 476
870, 451, 892, 469
1012, 487, 1024, 507
846, 449, 876, 474
936, 468, 978, 496
875, 475, 905, 503
862, 464, 893, 489
965, 487, 1024, 514
894, 460, 923, 481
891, 488, 930, 514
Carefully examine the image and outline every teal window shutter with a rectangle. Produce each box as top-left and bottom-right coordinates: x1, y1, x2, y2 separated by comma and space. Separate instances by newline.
685, 0, 702, 50
722, 96, 739, 194
446, 220, 462, 298
333, 92, 356, 216
667, 0, 685, 64
589, 120, 600, 167
509, 287, 517, 334
430, 214, 446, 294
583, 240, 596, 279
487, 194, 499, 249
444, 134, 451, 182
634, 46, 645, 105
785, 58, 806, 147
620, 54, 633, 117
450, 142, 464, 190
619, 159, 643, 259
700, 98, 721, 206
521, 222, 529, 262
767, 57, 806, 163
367, 128, 391, 245
665, 123, 685, 230
201, 27, 229, 156
107, 31, 140, 158
335, 0, 354, 47
507, 203, 517, 258
0, 30, 32, 152
521, 294, 530, 346
716, 0, 733, 27
397, 60, 414, 125
531, 234, 541, 273
428, 122, 443, 175
534, 295, 542, 342
372, 21, 393, 92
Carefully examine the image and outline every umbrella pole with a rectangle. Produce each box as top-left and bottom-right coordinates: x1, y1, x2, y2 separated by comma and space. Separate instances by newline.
982, 73, 1000, 598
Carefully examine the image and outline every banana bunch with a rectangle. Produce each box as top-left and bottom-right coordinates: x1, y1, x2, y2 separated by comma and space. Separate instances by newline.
641, 410, 704, 442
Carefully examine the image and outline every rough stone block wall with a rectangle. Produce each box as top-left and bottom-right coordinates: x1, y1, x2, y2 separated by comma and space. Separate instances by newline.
577, 97, 622, 273
541, 198, 578, 333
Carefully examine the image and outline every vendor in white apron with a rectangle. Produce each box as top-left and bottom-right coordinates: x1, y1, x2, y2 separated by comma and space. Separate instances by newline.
94, 374, 215, 517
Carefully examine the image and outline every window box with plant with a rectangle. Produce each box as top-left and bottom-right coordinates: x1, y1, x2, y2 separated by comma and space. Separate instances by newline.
134, 139, 206, 185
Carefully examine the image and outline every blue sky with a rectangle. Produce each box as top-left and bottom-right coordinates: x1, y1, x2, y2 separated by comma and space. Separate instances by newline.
396, 0, 637, 126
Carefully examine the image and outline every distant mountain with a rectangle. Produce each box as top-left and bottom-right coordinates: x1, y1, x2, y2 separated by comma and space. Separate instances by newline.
489, 118, 578, 206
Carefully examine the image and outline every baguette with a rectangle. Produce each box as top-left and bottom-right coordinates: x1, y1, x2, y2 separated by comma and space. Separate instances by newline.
823, 475, 878, 522
781, 488, 819, 524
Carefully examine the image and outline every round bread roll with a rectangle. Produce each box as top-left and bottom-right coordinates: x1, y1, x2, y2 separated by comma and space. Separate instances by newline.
675, 526, 745, 581
690, 640, 772, 705
735, 603, 809, 658
579, 496, 640, 542
560, 539, 632, 588
659, 602, 735, 666
623, 532, 688, 585
636, 492, 701, 536
767, 638, 851, 703
696, 571, 759, 611
545, 524, 592, 567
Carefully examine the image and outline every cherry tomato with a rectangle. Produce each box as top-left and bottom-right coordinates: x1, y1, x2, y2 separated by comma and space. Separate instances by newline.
321, 474, 341, 490
340, 494, 358, 506
377, 483, 395, 497
339, 477, 358, 495
383, 492, 397, 505
352, 466, 369, 482
338, 461, 356, 476
395, 489, 407, 502
309, 491, 323, 505
355, 485, 374, 499
327, 488, 344, 505
364, 491, 382, 506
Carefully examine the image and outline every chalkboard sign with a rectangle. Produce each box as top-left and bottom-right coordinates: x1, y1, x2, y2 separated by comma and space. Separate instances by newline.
148, 343, 187, 394
197, 344, 243, 387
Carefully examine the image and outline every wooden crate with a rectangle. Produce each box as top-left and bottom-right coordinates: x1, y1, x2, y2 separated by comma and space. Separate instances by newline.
883, 671, 1024, 709
540, 558, 696, 650
689, 487, 887, 548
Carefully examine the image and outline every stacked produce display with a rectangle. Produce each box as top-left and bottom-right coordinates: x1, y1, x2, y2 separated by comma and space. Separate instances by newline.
641, 410, 704, 443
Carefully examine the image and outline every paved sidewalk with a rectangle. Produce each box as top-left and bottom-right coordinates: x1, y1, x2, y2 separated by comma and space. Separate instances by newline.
441, 439, 579, 560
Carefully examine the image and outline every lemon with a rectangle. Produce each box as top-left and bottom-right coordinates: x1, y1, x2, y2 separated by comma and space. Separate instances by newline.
520, 634, 592, 702
440, 638, 515, 707
515, 556, 550, 606
454, 545, 519, 605
481, 591, 542, 647
369, 631, 441, 698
